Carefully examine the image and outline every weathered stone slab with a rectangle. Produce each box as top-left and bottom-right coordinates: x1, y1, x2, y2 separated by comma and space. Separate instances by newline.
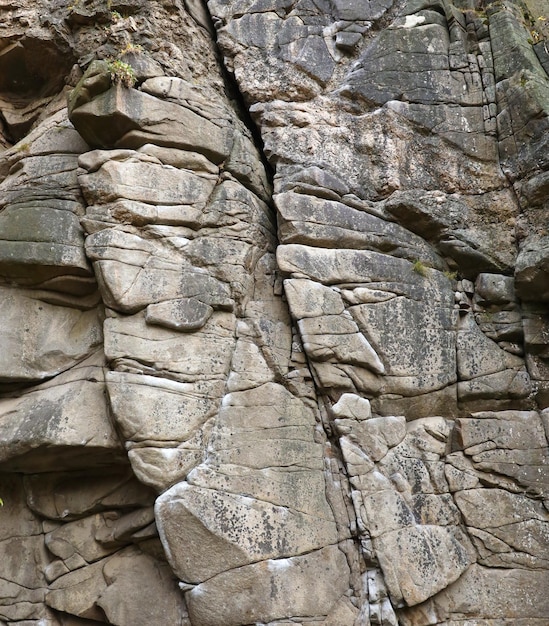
106, 372, 221, 443
185, 546, 350, 626
46, 559, 107, 621
276, 191, 442, 266
145, 297, 214, 331
400, 564, 549, 624
127, 444, 204, 492
156, 481, 338, 582
0, 353, 123, 471
298, 314, 385, 374
374, 524, 475, 607
86, 229, 233, 313
104, 311, 235, 379
456, 314, 522, 381
332, 393, 372, 420
70, 84, 233, 162
457, 369, 531, 403
24, 469, 155, 521
277, 244, 418, 284
79, 154, 217, 206
455, 488, 549, 564
0, 289, 102, 384
284, 278, 345, 319
96, 547, 186, 626
0, 206, 91, 281
351, 288, 456, 395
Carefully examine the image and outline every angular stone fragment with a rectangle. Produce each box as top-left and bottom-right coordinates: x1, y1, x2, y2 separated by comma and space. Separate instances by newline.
104, 311, 235, 378
457, 369, 531, 403
227, 335, 275, 391
351, 284, 456, 395
96, 548, 186, 626
79, 154, 218, 207
456, 314, 521, 381
128, 445, 204, 492
24, 468, 155, 520
156, 383, 338, 582
475, 273, 516, 304
70, 84, 233, 162
375, 525, 475, 607
455, 488, 549, 564
185, 546, 350, 626
145, 297, 214, 331
277, 244, 418, 284
332, 393, 372, 420
298, 314, 385, 374
45, 512, 120, 564
337, 415, 406, 462
106, 372, 221, 443
0, 353, 124, 472
156, 482, 338, 582
0, 289, 102, 385
400, 564, 549, 625
46, 559, 107, 621
276, 192, 442, 266
284, 278, 345, 318
515, 237, 549, 302
85, 228, 233, 313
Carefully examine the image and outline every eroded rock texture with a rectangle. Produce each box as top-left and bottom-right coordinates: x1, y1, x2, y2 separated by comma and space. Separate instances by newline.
1, 0, 549, 624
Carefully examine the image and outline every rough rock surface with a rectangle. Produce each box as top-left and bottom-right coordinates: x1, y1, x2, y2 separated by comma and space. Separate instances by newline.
0, 0, 549, 624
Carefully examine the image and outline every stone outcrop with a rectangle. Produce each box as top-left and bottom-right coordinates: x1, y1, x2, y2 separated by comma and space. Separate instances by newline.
0, 0, 549, 624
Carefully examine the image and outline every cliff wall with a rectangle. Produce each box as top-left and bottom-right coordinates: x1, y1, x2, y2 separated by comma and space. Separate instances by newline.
0, 0, 548, 624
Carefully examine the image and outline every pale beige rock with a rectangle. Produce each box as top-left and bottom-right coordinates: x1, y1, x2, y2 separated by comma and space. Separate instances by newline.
332, 393, 372, 420
0, 289, 102, 384
298, 314, 385, 374
104, 311, 236, 379
455, 488, 549, 563
351, 286, 456, 395
96, 547, 187, 626
145, 297, 213, 331
156, 383, 338, 582
71, 84, 233, 162
46, 559, 107, 621
45, 513, 120, 564
400, 564, 549, 625
185, 546, 350, 626
156, 481, 338, 582
226, 335, 275, 391
337, 416, 407, 462
127, 445, 203, 492
106, 372, 221, 443
284, 278, 346, 318
79, 154, 218, 206
456, 313, 522, 381
375, 524, 476, 607
0, 353, 123, 471
85, 228, 233, 312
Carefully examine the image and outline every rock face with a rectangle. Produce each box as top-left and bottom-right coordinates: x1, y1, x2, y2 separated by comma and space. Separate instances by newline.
0, 0, 549, 624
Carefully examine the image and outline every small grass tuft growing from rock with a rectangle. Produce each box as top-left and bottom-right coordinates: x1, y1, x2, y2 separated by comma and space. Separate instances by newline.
107, 60, 136, 87
412, 259, 428, 277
